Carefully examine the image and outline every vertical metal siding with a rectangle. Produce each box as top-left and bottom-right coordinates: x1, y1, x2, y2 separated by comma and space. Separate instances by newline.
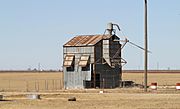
63, 46, 94, 89
94, 38, 122, 88
63, 35, 122, 89
103, 39, 111, 66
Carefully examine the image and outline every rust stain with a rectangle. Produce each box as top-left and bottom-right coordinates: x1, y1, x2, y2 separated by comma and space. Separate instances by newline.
64, 35, 111, 47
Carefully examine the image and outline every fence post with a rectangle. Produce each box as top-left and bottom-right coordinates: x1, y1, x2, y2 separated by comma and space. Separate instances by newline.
46, 80, 49, 90
103, 78, 105, 90
55, 80, 57, 90
26, 81, 29, 92
35, 81, 36, 91
8, 80, 11, 91
52, 79, 54, 90
119, 80, 121, 88
45, 80, 49, 90
37, 81, 39, 92
59, 79, 61, 90
45, 80, 46, 90
113, 75, 114, 88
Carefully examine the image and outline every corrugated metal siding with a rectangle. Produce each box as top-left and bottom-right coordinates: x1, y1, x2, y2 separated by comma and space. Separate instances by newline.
94, 35, 122, 88
103, 39, 111, 66
79, 55, 89, 67
64, 47, 94, 63
95, 64, 121, 88
109, 36, 121, 67
63, 46, 94, 89
63, 55, 74, 67
64, 65, 92, 89
63, 34, 122, 89
94, 40, 102, 65
109, 38, 121, 58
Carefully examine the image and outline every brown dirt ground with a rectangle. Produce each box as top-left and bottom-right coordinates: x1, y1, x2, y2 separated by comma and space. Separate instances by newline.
0, 72, 180, 109
0, 89, 180, 109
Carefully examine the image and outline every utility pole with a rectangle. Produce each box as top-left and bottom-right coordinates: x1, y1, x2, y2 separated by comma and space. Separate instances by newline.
144, 0, 148, 92
157, 62, 159, 70
38, 63, 41, 72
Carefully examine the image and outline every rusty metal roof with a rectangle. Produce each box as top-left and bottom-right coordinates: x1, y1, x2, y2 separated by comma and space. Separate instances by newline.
64, 35, 111, 47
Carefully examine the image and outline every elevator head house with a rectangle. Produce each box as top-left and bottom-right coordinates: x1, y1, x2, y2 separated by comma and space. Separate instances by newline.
63, 23, 124, 89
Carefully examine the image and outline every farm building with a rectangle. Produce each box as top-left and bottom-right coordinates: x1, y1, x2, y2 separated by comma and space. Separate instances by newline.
63, 23, 124, 89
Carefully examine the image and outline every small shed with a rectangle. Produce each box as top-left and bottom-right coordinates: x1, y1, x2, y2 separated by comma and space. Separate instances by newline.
63, 24, 123, 89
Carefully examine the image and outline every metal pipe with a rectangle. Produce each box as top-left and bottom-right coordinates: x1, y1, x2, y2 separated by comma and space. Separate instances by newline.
107, 23, 113, 35
144, 0, 148, 92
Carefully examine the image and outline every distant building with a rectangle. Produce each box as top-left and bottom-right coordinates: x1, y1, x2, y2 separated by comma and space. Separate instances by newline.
63, 24, 123, 89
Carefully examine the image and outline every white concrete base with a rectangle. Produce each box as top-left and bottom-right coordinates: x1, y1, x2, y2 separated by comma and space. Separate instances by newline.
150, 85, 157, 90
99, 91, 104, 94
27, 94, 40, 100
176, 86, 180, 90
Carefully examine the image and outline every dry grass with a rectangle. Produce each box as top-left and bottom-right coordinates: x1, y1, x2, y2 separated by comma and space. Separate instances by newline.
0, 72, 63, 91
0, 72, 180, 91
0, 71, 179, 88
0, 72, 180, 109
0, 72, 63, 80
1, 91, 180, 109
123, 73, 180, 86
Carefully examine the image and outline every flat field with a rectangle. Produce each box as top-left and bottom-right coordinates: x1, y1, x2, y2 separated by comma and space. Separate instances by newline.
122, 72, 180, 86
0, 72, 63, 91
0, 71, 180, 87
0, 71, 63, 80
0, 71, 180, 109
1, 90, 180, 109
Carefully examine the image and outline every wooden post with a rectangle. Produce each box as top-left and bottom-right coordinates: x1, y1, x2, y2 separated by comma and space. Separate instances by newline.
144, 0, 148, 92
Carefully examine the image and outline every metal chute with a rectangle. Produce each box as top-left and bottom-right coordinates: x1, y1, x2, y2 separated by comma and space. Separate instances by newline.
110, 22, 151, 53
104, 22, 152, 68
115, 37, 152, 53
128, 40, 152, 53
107, 22, 152, 68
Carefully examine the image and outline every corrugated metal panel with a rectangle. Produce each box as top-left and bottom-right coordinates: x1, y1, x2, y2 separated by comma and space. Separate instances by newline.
63, 34, 122, 89
63, 55, 74, 67
65, 55, 74, 60
79, 55, 89, 67
64, 46, 94, 54
103, 39, 111, 66
79, 61, 87, 67
64, 61, 73, 67
64, 35, 111, 47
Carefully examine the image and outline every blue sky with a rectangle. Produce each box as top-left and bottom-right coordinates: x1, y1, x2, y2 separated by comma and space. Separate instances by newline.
0, 0, 180, 70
